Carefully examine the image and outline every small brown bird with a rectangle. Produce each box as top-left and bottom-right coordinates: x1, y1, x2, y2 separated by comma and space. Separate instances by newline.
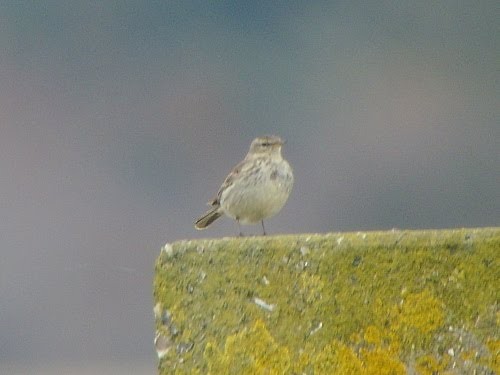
194, 135, 294, 235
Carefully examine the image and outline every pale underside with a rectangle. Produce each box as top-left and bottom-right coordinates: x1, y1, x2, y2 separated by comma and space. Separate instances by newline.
218, 158, 293, 224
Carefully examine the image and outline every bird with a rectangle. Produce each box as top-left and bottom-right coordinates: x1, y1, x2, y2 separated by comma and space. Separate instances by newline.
194, 135, 294, 236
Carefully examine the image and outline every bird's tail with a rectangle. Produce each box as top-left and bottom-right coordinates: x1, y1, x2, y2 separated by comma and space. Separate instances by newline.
194, 207, 223, 229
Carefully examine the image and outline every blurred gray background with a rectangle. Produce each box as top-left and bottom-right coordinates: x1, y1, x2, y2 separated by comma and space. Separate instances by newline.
1, 1, 498, 373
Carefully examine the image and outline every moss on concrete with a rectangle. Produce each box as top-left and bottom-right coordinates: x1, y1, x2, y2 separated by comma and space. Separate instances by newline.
153, 228, 499, 374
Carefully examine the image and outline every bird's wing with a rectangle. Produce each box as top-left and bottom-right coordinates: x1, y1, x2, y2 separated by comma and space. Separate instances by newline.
208, 158, 258, 206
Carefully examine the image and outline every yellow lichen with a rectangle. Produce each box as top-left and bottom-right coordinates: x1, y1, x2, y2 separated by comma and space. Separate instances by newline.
313, 341, 363, 375
361, 348, 406, 375
390, 290, 444, 348
313, 341, 406, 375
363, 325, 382, 346
204, 319, 290, 374
396, 291, 444, 333
486, 339, 500, 374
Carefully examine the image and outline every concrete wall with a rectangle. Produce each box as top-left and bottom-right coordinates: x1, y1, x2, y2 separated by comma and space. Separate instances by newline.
154, 228, 499, 374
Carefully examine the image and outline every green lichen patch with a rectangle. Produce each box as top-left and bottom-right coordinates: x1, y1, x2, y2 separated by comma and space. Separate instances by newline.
154, 228, 499, 374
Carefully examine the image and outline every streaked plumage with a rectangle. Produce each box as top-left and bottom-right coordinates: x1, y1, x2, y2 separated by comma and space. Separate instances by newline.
194, 135, 293, 235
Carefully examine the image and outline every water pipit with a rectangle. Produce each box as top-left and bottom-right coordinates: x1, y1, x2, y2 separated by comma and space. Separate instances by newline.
195, 135, 294, 236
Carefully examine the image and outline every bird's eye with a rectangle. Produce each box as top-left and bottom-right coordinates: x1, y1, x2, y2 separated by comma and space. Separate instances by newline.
262, 142, 270, 146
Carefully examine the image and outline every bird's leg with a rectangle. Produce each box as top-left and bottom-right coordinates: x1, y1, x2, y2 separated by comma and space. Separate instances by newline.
261, 220, 267, 236
237, 219, 244, 237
